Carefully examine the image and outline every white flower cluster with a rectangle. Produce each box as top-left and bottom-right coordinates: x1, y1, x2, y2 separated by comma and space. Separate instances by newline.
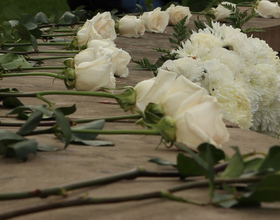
161, 22, 280, 137
73, 12, 131, 91
134, 69, 229, 150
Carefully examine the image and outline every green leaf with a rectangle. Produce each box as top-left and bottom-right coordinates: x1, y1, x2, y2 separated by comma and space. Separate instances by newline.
220, 146, 245, 178
56, 104, 76, 116
34, 12, 50, 24
69, 120, 114, 147
0, 53, 32, 69
258, 146, 280, 172
174, 142, 209, 170
54, 109, 72, 149
244, 158, 263, 172
70, 139, 114, 147
19, 14, 38, 30
242, 174, 280, 203
5, 139, 37, 161
17, 110, 44, 135
198, 143, 225, 165
149, 157, 177, 167
15, 23, 31, 41
37, 143, 59, 152
213, 193, 238, 208
0, 21, 13, 39
177, 153, 206, 177
0, 129, 26, 142
6, 105, 52, 116
59, 11, 78, 24
29, 28, 43, 39
72, 120, 105, 140
2, 97, 24, 108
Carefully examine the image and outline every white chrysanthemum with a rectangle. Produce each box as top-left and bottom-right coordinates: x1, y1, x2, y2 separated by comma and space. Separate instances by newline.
201, 60, 252, 129
175, 32, 223, 59
175, 40, 212, 59
198, 22, 242, 40
250, 63, 279, 107
161, 57, 205, 82
190, 32, 223, 49
203, 47, 243, 74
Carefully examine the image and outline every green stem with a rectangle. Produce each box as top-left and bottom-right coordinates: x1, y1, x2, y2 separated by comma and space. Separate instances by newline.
31, 50, 79, 54
52, 29, 78, 33
26, 56, 74, 61
73, 114, 141, 123
1, 72, 64, 80
42, 33, 76, 37
1, 42, 70, 47
38, 23, 81, 29
0, 115, 141, 127
0, 49, 79, 54
0, 90, 117, 99
3, 66, 65, 72
0, 168, 179, 200
27, 127, 159, 136
0, 176, 262, 219
71, 128, 159, 135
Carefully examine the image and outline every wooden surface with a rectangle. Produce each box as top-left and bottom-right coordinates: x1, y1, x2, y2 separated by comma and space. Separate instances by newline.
1, 16, 280, 219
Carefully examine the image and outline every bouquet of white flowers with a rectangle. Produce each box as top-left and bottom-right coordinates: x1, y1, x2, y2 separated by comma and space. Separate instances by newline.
161, 22, 280, 138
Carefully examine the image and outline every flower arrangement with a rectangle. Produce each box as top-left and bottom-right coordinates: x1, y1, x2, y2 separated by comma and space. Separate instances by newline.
160, 21, 280, 138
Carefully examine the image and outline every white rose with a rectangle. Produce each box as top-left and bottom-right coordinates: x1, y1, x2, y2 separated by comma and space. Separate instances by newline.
86, 39, 131, 77
255, 0, 280, 18
87, 39, 116, 48
212, 2, 236, 21
90, 12, 116, 40
76, 12, 116, 46
158, 74, 229, 150
140, 7, 169, 33
76, 20, 99, 46
102, 47, 131, 77
74, 48, 101, 66
75, 55, 116, 91
118, 15, 145, 38
135, 69, 177, 112
134, 69, 229, 149
166, 4, 192, 25
172, 86, 229, 150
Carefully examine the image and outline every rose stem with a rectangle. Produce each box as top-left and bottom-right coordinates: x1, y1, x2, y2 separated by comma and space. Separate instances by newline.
0, 176, 262, 219
0, 49, 79, 54
3, 66, 65, 72
0, 168, 179, 200
0, 115, 142, 127
1, 72, 65, 79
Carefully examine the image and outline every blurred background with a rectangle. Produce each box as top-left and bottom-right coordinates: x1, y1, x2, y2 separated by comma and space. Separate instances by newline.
0, 0, 70, 23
